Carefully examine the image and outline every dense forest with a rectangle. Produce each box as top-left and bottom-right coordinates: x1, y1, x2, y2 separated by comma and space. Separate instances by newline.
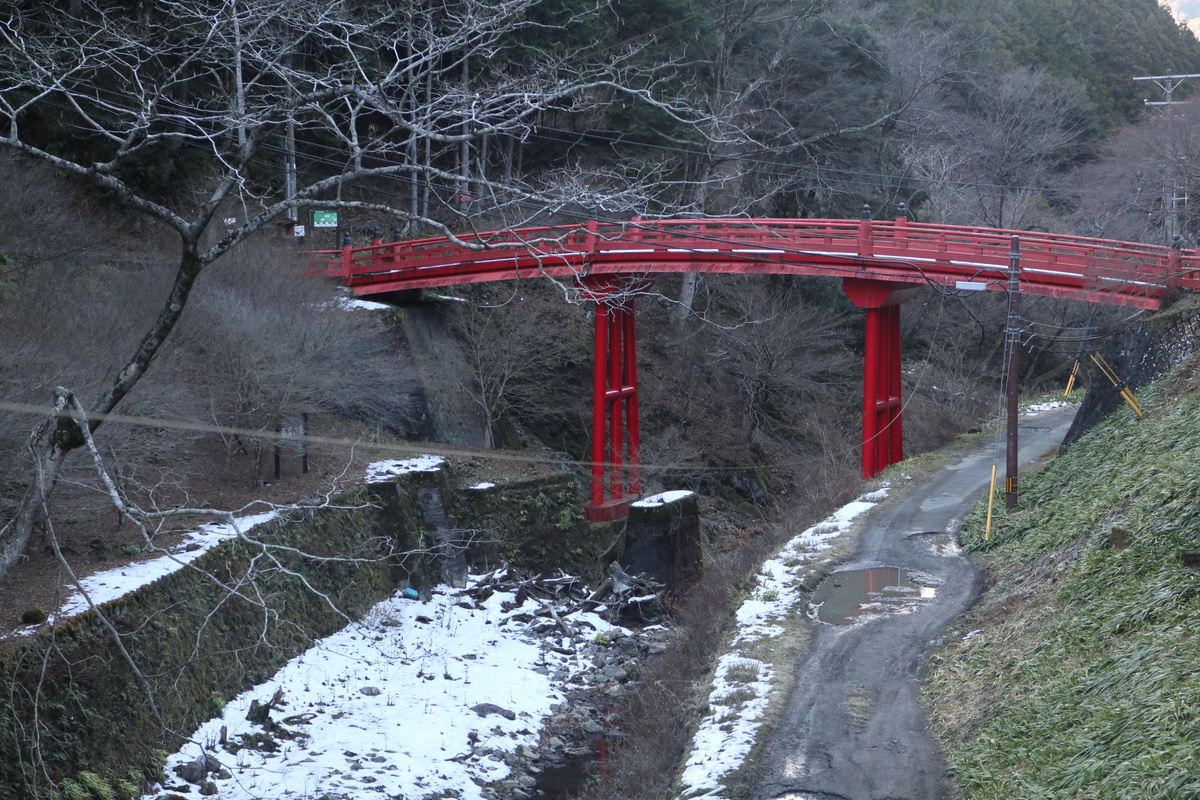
2, 1, 1200, 798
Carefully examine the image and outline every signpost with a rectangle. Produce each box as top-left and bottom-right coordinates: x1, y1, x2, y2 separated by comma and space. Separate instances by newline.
313, 210, 340, 249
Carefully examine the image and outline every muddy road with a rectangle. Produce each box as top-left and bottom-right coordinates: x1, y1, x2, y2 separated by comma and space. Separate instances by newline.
754, 410, 1076, 800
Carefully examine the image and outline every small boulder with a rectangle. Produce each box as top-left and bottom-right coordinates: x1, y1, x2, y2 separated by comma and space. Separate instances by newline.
173, 757, 206, 785
471, 703, 516, 720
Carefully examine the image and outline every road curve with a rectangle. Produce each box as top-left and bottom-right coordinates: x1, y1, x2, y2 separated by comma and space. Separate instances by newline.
754, 409, 1077, 800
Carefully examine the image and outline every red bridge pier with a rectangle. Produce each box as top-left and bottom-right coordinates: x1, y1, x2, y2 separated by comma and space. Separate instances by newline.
579, 276, 649, 522
843, 278, 921, 479
577, 274, 921, 521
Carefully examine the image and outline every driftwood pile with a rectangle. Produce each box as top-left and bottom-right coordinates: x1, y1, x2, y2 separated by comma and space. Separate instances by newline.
455, 562, 665, 630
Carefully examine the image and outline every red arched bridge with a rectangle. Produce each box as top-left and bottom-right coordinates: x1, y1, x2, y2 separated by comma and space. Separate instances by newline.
306, 215, 1198, 521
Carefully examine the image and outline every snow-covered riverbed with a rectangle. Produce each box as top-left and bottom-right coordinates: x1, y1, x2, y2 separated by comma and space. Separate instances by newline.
146, 577, 631, 800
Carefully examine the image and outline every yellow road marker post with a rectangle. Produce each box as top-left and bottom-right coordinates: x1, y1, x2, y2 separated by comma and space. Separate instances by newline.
985, 464, 998, 541
1064, 360, 1080, 397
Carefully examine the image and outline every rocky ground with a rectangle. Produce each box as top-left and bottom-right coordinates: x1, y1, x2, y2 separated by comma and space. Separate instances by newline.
151, 567, 677, 800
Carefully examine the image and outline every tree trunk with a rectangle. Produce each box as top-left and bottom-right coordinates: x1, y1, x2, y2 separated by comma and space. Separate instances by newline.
674, 273, 700, 325
673, 156, 715, 326
0, 248, 205, 582
0, 389, 83, 578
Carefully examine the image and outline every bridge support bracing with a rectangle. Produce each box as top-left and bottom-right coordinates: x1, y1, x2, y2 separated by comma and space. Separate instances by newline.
843, 278, 923, 479
579, 277, 647, 522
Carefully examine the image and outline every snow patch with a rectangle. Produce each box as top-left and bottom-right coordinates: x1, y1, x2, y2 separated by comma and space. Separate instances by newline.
631, 490, 695, 508
337, 296, 392, 311
1023, 399, 1071, 416
364, 455, 445, 483
6, 454, 446, 639
144, 577, 624, 800
4, 511, 281, 638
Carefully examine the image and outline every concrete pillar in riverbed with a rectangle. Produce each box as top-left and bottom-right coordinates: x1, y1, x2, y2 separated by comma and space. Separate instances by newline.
622, 491, 701, 593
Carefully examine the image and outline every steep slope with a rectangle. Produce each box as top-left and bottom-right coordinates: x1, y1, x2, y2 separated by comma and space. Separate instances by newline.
925, 304, 1200, 799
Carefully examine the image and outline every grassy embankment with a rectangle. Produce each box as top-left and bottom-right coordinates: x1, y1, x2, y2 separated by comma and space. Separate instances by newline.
925, 357, 1200, 798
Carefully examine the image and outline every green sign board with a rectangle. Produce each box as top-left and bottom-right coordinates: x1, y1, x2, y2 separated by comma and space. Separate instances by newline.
312, 210, 339, 228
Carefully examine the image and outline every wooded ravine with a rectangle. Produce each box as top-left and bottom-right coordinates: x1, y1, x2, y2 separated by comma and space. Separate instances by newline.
2, 1, 1200, 798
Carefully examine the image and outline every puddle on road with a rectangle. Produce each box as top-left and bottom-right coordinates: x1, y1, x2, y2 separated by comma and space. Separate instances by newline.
810, 567, 935, 626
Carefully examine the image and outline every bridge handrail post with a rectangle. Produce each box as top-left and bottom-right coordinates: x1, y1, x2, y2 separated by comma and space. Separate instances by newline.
340, 232, 353, 278
1167, 240, 1184, 289
371, 228, 384, 270
858, 204, 873, 258
576, 219, 600, 276
390, 228, 404, 264
894, 203, 908, 244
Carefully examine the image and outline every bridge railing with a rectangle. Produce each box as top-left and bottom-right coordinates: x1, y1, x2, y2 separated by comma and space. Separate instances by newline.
304, 218, 1198, 307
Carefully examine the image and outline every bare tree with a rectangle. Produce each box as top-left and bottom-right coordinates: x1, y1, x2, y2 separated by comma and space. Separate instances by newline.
175, 242, 415, 480
449, 289, 579, 449
713, 280, 855, 437
669, 0, 955, 323
0, 0, 690, 580
1061, 98, 1200, 245
917, 66, 1095, 228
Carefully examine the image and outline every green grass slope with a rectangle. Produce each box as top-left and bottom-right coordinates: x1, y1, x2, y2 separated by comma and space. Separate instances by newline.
926, 356, 1200, 799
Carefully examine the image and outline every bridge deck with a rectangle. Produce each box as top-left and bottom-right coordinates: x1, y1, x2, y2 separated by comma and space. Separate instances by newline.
306, 218, 1197, 310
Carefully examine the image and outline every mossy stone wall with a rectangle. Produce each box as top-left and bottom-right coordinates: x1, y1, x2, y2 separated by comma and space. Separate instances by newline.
0, 467, 598, 799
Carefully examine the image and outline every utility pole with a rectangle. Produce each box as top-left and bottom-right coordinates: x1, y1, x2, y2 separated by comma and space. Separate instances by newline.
286, 113, 298, 224
1133, 74, 1198, 245
1005, 235, 1021, 510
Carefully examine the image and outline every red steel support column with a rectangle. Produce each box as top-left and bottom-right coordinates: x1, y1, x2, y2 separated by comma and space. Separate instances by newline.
608, 303, 624, 490
882, 303, 903, 472
623, 305, 642, 497
844, 278, 921, 479
581, 276, 650, 521
590, 303, 610, 509
861, 306, 880, 480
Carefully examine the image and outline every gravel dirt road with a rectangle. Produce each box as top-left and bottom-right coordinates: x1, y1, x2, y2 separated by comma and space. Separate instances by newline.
754, 409, 1076, 800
